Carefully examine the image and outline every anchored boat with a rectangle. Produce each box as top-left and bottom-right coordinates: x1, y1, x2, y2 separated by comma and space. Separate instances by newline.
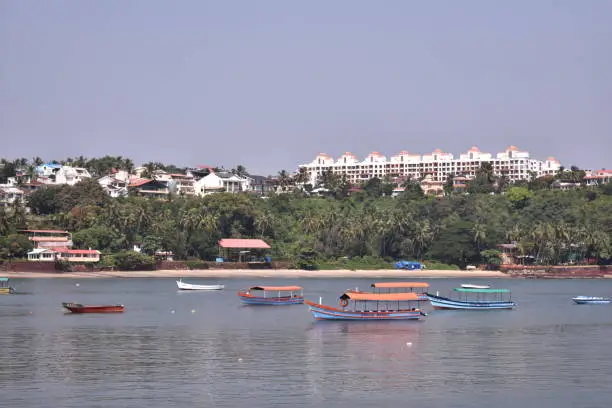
0, 277, 15, 295
62, 302, 125, 313
427, 287, 516, 310
460, 283, 491, 289
176, 279, 224, 291
572, 296, 611, 305
305, 292, 427, 321
237, 286, 304, 305
346, 281, 430, 301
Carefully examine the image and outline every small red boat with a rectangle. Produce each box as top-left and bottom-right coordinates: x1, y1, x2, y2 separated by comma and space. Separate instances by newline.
62, 302, 125, 314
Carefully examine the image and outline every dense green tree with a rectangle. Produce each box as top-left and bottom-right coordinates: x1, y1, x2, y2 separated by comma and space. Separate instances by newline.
27, 186, 62, 215
468, 162, 496, 194
0, 234, 34, 259
506, 186, 534, 209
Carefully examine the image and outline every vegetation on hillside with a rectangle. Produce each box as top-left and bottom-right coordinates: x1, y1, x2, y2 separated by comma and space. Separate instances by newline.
1, 157, 611, 269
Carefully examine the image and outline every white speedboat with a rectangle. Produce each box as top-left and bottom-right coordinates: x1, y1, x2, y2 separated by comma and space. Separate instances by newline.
176, 279, 224, 291
460, 284, 491, 289
572, 296, 610, 305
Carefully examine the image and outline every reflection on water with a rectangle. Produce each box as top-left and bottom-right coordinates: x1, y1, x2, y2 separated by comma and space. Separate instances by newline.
1, 278, 612, 407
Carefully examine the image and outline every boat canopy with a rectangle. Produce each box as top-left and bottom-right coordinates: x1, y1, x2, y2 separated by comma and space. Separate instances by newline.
0, 277, 9, 281
454, 288, 510, 293
340, 292, 422, 301
249, 286, 302, 292
371, 282, 429, 288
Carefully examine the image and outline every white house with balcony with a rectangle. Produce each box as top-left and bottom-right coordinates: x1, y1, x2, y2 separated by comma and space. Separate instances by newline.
98, 175, 129, 197
55, 166, 92, 185
194, 171, 250, 195
27, 248, 101, 262
27, 248, 58, 261
0, 186, 24, 206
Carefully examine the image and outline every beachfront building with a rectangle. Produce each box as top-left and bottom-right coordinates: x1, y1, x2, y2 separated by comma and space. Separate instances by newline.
56, 249, 101, 262
27, 248, 101, 262
299, 146, 562, 186
19, 229, 73, 250
27, 248, 58, 261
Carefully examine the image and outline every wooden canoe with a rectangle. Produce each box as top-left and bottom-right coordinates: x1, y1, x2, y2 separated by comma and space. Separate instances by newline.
62, 302, 125, 313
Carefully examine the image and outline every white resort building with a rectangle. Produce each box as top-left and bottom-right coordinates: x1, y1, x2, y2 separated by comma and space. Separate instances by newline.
299, 146, 562, 186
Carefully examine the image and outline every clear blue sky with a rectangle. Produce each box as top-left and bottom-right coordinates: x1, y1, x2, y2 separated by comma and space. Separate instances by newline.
1, 0, 610, 175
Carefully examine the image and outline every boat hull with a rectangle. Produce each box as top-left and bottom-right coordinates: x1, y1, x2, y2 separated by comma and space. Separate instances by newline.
176, 281, 224, 291
460, 284, 490, 289
0, 287, 14, 295
62, 303, 125, 313
572, 297, 610, 305
305, 300, 423, 320
238, 292, 304, 305
427, 294, 515, 310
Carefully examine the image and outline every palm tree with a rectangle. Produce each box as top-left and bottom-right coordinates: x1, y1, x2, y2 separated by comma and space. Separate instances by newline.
9, 199, 27, 229
233, 165, 248, 177
0, 207, 11, 235
277, 170, 290, 191
254, 210, 274, 238
299, 210, 325, 235
410, 220, 433, 260
294, 168, 309, 185
472, 222, 487, 251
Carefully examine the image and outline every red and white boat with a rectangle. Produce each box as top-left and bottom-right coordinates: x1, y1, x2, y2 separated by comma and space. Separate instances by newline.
62, 302, 125, 314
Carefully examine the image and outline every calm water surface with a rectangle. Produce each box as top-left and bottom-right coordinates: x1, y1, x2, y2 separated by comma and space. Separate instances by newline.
1, 278, 612, 407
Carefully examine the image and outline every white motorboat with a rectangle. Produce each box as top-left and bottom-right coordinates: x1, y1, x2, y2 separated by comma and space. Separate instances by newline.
460, 284, 491, 289
572, 296, 610, 305
176, 279, 224, 291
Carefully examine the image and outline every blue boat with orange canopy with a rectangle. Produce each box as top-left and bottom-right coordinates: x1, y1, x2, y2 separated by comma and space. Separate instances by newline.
237, 285, 304, 305
305, 292, 427, 321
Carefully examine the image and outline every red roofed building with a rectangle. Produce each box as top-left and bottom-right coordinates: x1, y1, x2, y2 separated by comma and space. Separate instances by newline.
19, 229, 73, 249
128, 178, 169, 197
585, 169, 612, 186
57, 249, 101, 262
218, 239, 272, 263
27, 248, 101, 262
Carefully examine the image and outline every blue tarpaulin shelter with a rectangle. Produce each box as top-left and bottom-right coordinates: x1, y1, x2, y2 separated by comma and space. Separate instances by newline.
394, 260, 424, 270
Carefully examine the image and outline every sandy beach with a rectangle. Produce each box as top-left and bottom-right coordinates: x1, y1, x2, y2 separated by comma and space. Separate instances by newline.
3, 269, 509, 279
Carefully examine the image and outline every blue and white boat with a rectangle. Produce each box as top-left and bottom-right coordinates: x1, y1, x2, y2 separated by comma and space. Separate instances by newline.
427, 287, 516, 310
305, 292, 427, 321
572, 296, 611, 305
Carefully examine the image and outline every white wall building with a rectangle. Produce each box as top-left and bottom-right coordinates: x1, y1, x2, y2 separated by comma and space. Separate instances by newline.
98, 175, 129, 198
54, 166, 92, 185
299, 146, 562, 186
584, 169, 612, 186
36, 163, 92, 185
194, 172, 251, 196
0, 186, 24, 205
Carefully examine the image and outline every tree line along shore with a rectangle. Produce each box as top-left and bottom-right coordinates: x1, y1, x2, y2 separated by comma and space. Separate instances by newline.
1, 156, 611, 272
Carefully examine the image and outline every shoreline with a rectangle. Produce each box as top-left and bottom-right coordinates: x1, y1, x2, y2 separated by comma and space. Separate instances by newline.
2, 269, 509, 279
